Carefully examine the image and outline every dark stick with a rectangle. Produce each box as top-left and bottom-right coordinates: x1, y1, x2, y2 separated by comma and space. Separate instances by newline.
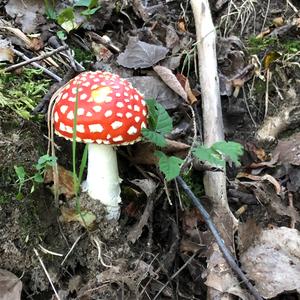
176, 176, 263, 300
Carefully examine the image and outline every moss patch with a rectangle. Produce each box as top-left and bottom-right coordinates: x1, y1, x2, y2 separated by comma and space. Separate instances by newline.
0, 68, 51, 119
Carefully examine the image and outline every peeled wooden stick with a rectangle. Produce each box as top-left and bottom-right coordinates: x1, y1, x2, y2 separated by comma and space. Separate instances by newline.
191, 1, 242, 300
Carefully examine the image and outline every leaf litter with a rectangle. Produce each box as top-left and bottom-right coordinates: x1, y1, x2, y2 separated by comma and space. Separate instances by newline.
0, 0, 300, 299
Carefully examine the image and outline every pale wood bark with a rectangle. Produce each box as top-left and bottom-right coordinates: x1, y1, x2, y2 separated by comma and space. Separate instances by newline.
190, 1, 245, 299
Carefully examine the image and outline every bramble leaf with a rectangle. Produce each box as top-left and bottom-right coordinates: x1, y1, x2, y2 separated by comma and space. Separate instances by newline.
142, 99, 172, 146
155, 102, 172, 134
155, 151, 183, 181
212, 141, 244, 166
192, 146, 225, 167
142, 128, 167, 147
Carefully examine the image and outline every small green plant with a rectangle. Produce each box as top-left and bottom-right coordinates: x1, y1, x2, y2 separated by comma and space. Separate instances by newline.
45, 0, 101, 34
14, 154, 57, 200
142, 99, 244, 181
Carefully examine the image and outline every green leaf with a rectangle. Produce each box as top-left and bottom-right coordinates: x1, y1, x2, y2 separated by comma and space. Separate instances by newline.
57, 30, 67, 40
142, 128, 167, 147
144, 99, 172, 134
74, 0, 98, 7
81, 6, 100, 15
155, 151, 183, 181
57, 7, 78, 32
36, 154, 57, 170
193, 146, 225, 167
16, 192, 24, 201
154, 103, 172, 133
33, 173, 44, 183
142, 99, 173, 148
212, 141, 244, 165
14, 166, 26, 183
44, 0, 57, 20
74, 0, 91, 7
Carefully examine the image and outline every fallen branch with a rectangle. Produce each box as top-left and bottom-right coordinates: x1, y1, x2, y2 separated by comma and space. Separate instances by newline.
177, 176, 263, 300
4, 46, 68, 73
11, 49, 62, 82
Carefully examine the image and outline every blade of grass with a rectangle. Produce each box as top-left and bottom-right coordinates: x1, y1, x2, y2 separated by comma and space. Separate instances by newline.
78, 144, 88, 188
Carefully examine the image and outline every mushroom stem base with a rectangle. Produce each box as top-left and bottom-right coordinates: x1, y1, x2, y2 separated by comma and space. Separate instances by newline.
86, 143, 121, 219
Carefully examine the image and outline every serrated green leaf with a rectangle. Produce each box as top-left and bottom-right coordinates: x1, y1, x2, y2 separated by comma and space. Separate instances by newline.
193, 146, 225, 167
155, 102, 172, 134
212, 141, 243, 165
144, 99, 159, 130
142, 128, 167, 147
155, 151, 183, 181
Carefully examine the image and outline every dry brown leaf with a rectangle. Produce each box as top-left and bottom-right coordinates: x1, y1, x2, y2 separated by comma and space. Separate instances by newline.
0, 269, 22, 300
0, 47, 14, 63
177, 17, 187, 32
153, 65, 187, 101
240, 227, 300, 298
92, 42, 113, 62
272, 132, 300, 166
0, 26, 43, 51
60, 207, 96, 229
176, 73, 198, 104
273, 17, 284, 27
127, 197, 153, 244
117, 37, 168, 69
44, 165, 75, 199
237, 172, 281, 194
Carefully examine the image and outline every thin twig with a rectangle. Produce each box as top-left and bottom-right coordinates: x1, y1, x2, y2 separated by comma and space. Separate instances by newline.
176, 176, 263, 300
33, 248, 61, 300
61, 234, 83, 266
11, 49, 62, 82
4, 46, 68, 72
153, 251, 198, 300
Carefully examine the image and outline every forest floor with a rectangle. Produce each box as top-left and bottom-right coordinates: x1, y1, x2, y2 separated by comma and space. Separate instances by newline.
0, 0, 300, 299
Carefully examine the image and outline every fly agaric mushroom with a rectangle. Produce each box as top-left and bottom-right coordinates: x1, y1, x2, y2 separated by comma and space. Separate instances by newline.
52, 71, 147, 219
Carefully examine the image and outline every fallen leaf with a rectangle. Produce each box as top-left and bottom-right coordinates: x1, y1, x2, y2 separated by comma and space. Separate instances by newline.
176, 73, 198, 104
240, 227, 300, 298
5, 0, 46, 34
129, 178, 157, 197
117, 37, 168, 69
60, 207, 96, 229
165, 25, 179, 49
273, 17, 284, 27
92, 42, 113, 62
127, 76, 182, 110
44, 165, 75, 199
153, 65, 187, 101
237, 172, 281, 194
0, 269, 22, 300
272, 132, 300, 166
177, 17, 186, 32
263, 51, 281, 70
0, 39, 14, 63
242, 180, 300, 222
127, 197, 153, 244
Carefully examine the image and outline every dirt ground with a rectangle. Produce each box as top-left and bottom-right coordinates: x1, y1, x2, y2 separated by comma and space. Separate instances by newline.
0, 0, 300, 299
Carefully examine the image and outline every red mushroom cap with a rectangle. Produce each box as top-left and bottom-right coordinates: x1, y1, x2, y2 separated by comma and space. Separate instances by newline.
53, 71, 147, 145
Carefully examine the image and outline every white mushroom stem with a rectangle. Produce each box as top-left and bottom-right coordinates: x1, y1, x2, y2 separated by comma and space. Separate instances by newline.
86, 143, 121, 220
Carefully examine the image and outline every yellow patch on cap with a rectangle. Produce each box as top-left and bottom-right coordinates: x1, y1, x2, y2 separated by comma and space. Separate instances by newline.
90, 87, 112, 103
